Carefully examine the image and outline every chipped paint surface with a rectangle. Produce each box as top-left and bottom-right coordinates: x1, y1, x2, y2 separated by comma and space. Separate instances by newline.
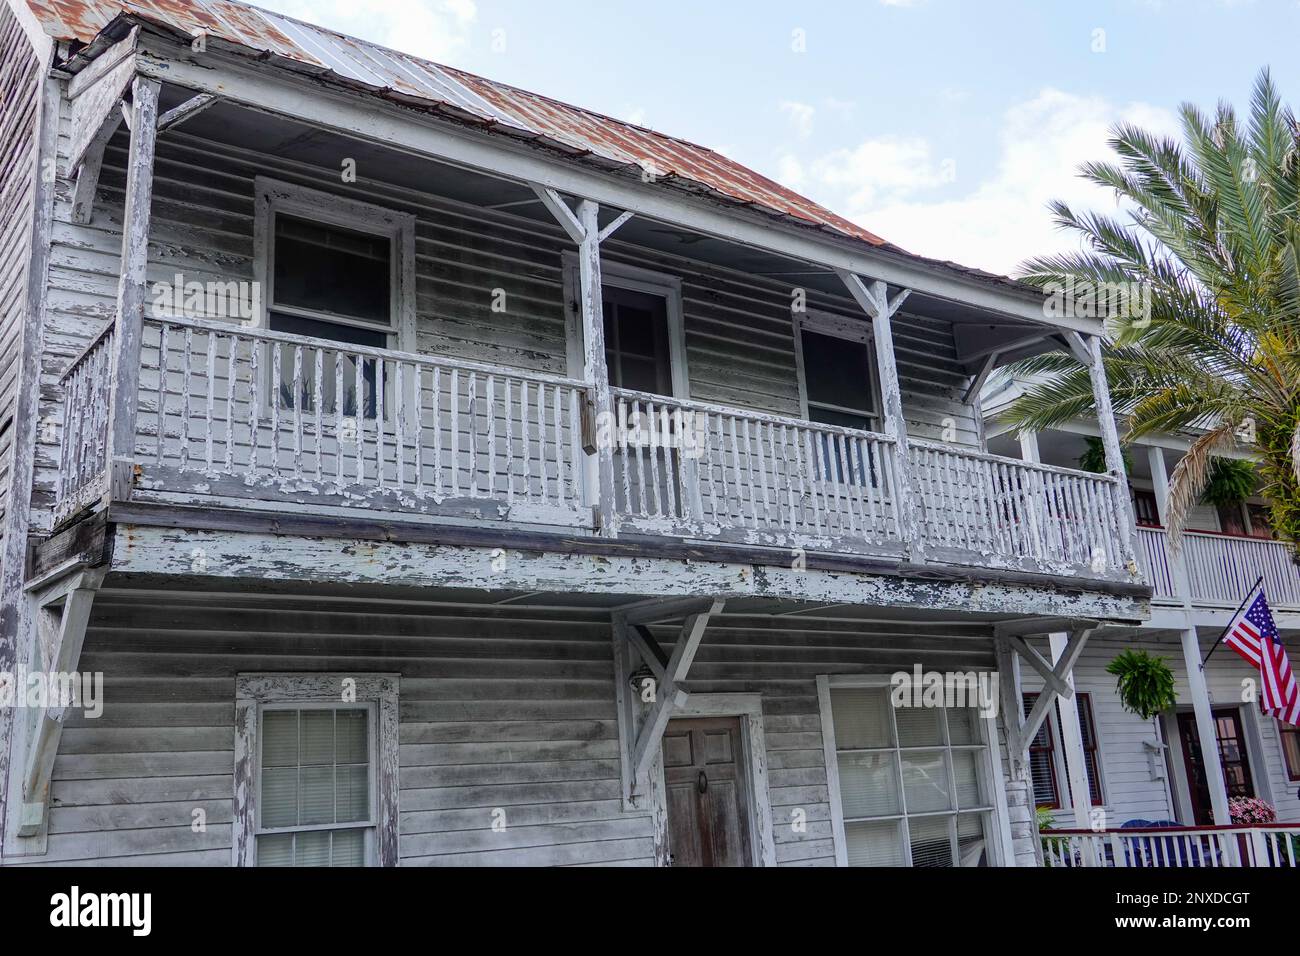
21, 0, 887, 248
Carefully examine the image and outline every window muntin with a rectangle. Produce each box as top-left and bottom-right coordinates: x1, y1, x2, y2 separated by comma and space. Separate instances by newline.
827, 685, 995, 868
255, 704, 375, 867
1023, 693, 1060, 808
1024, 691, 1104, 808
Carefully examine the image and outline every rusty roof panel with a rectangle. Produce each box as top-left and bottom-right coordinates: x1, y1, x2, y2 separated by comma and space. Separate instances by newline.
21, 0, 889, 248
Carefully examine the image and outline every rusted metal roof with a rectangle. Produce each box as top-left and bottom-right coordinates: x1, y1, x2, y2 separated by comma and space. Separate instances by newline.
21, 0, 889, 248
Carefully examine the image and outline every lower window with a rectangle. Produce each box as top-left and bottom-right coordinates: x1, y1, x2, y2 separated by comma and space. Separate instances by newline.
822, 681, 997, 867
256, 705, 374, 866
234, 674, 399, 867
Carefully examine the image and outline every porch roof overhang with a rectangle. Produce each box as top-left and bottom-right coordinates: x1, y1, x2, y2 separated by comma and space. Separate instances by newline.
45, 8, 1097, 358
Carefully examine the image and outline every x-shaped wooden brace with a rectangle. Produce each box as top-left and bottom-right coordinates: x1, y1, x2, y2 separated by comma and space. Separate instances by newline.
994, 617, 1096, 761
619, 597, 725, 780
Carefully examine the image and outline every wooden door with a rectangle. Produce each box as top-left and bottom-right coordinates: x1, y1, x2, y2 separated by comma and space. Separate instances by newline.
1176, 708, 1255, 825
663, 717, 753, 867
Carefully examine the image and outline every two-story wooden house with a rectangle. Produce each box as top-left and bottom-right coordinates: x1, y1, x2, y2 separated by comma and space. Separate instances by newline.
0, 0, 1149, 867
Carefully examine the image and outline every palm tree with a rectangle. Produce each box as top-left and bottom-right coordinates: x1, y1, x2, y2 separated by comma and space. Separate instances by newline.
999, 69, 1300, 555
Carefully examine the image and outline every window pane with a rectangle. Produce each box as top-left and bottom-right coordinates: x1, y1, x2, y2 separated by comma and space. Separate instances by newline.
956, 813, 991, 867
337, 710, 368, 764
274, 215, 391, 323
901, 751, 951, 813
895, 706, 942, 747
830, 687, 892, 749
845, 820, 904, 867
257, 833, 294, 867
267, 313, 385, 419
947, 707, 978, 746
332, 829, 366, 867
261, 768, 298, 829
951, 750, 985, 809
262, 711, 298, 768
837, 752, 900, 818
1284, 730, 1300, 779
336, 765, 370, 823
301, 711, 335, 766
604, 287, 671, 396
908, 815, 954, 868
300, 766, 335, 826
295, 830, 331, 867
802, 330, 872, 414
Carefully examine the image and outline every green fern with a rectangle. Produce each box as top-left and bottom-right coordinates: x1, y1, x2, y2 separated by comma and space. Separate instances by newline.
1200, 457, 1258, 507
1106, 650, 1177, 720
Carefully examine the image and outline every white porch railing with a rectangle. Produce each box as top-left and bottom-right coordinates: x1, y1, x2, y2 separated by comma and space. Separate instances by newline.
52, 317, 1137, 582
609, 387, 905, 551
1041, 824, 1300, 867
128, 316, 591, 527
912, 440, 1131, 575
1135, 526, 1300, 609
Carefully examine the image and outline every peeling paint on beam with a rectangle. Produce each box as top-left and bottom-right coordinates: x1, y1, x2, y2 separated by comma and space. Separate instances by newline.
110, 525, 1149, 621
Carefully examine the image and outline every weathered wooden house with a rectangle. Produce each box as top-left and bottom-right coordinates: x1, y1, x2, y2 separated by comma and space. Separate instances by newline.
0, 0, 1154, 867
982, 384, 1300, 865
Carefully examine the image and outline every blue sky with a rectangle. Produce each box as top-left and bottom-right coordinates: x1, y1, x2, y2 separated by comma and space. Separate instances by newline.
254, 0, 1297, 275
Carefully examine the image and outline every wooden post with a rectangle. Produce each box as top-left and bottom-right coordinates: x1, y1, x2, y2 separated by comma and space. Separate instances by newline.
1018, 429, 1041, 465
1050, 631, 1094, 831
575, 200, 618, 536
837, 273, 920, 556
1071, 332, 1137, 570
103, 75, 160, 505
1146, 445, 1170, 526
1179, 627, 1232, 826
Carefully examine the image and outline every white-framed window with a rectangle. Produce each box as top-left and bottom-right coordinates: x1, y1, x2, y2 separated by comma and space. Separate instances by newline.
253, 177, 416, 418
562, 253, 689, 399
794, 310, 879, 432
233, 674, 399, 867
817, 675, 1004, 867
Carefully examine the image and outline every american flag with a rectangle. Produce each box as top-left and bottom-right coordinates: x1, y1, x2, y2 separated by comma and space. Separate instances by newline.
1222, 585, 1300, 727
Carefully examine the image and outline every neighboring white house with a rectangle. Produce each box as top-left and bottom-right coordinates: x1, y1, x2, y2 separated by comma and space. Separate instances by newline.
983, 374, 1300, 843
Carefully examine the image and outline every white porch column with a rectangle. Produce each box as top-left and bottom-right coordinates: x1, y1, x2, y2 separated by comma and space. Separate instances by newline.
1146, 445, 1170, 526
1018, 429, 1041, 464
1050, 632, 1093, 830
1179, 628, 1232, 825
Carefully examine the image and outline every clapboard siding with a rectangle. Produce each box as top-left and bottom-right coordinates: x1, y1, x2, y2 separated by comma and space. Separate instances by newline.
1022, 631, 1300, 826
23, 588, 1001, 866
0, 3, 40, 545
31, 112, 982, 528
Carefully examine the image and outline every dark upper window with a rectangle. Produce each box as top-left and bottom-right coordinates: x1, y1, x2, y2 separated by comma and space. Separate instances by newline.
1132, 489, 1161, 528
603, 285, 672, 396
800, 328, 876, 431
1281, 724, 1300, 781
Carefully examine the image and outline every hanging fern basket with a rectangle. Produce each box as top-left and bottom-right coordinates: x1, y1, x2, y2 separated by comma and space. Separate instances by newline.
1105, 650, 1177, 720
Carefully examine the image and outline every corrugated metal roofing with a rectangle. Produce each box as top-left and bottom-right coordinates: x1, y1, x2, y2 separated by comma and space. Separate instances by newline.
20, 0, 890, 248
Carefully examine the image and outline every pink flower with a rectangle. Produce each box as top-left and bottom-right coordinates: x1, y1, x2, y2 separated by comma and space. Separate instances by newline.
1228, 797, 1277, 825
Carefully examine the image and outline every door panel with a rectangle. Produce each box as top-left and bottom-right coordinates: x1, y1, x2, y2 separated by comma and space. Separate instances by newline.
1176, 708, 1255, 825
663, 717, 753, 867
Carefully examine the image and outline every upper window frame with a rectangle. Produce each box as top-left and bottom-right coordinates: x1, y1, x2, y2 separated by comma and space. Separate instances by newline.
252, 177, 417, 353
233, 673, 400, 867
562, 252, 689, 399
793, 309, 881, 431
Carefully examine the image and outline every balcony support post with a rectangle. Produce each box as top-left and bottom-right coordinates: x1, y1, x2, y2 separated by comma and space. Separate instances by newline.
837, 272, 921, 557
103, 75, 161, 507
1050, 631, 1094, 832
1068, 332, 1138, 573
1179, 628, 1234, 826
533, 186, 627, 536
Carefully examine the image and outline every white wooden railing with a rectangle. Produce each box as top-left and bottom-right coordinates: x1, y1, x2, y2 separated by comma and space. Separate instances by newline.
1135, 526, 1300, 609
610, 387, 904, 549
1042, 824, 1300, 867
131, 316, 591, 527
912, 440, 1131, 574
53, 318, 1138, 581
54, 323, 116, 523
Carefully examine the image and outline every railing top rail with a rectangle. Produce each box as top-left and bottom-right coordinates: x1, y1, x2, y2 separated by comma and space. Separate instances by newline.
146, 314, 590, 390
610, 385, 895, 445
910, 437, 1122, 484
1043, 823, 1300, 835
58, 321, 116, 384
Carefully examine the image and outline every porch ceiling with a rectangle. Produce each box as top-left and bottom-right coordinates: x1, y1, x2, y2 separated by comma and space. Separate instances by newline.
155, 89, 1051, 367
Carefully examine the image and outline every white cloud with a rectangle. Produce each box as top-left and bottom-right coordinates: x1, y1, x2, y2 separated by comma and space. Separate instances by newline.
780, 100, 817, 139
253, 0, 478, 63
801, 88, 1179, 275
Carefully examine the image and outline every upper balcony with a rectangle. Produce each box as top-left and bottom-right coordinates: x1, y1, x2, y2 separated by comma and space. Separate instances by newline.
39, 25, 1146, 607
